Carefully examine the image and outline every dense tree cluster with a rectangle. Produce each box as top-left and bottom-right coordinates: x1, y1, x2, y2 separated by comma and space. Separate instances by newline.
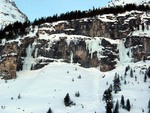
0, 21, 30, 41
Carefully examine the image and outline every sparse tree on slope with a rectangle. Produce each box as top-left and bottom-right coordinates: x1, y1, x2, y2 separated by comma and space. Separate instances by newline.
18, 94, 21, 99
47, 108, 52, 113
103, 89, 113, 103
148, 99, 150, 113
130, 68, 133, 78
113, 100, 119, 113
64, 93, 72, 106
125, 65, 130, 73
106, 101, 113, 113
126, 99, 131, 111
144, 74, 147, 82
108, 84, 113, 93
146, 66, 150, 78
113, 74, 121, 93
120, 95, 125, 108
103, 88, 113, 113
135, 76, 137, 81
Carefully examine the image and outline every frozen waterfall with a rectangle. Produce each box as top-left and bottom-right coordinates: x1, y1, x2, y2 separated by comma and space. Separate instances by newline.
23, 44, 35, 70
118, 39, 132, 65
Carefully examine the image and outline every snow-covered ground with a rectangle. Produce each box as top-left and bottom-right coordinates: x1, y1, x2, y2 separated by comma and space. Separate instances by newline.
0, 61, 149, 113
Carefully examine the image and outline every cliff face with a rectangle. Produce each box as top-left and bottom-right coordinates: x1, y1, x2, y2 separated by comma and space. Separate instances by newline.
0, 42, 17, 79
125, 36, 150, 61
0, 10, 150, 79
46, 11, 142, 39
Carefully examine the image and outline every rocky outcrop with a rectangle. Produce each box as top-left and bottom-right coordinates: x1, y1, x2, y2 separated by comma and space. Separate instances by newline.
39, 11, 143, 40
0, 42, 17, 79
125, 36, 150, 61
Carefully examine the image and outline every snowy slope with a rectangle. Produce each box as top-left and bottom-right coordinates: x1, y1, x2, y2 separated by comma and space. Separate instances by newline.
0, 0, 27, 29
0, 61, 149, 113
108, 0, 150, 6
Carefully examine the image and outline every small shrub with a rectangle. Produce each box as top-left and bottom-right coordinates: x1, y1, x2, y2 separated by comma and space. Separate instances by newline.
78, 75, 81, 79
18, 94, 21, 99
75, 91, 80, 97
47, 107, 52, 113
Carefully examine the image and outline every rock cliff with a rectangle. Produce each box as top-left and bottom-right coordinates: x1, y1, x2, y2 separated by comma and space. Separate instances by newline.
0, 10, 150, 79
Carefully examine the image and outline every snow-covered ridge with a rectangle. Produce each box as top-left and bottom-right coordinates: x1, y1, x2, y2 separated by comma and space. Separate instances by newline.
108, 0, 150, 6
0, 0, 27, 29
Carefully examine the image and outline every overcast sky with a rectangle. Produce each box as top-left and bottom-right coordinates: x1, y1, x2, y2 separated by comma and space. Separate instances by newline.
14, 0, 109, 21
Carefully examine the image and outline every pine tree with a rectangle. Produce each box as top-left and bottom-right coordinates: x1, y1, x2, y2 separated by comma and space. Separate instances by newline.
47, 108, 52, 113
18, 94, 21, 99
113, 75, 121, 93
108, 84, 113, 93
135, 76, 137, 81
120, 95, 125, 108
144, 74, 147, 82
126, 99, 131, 111
147, 67, 150, 78
137, 24, 140, 30
148, 99, 150, 113
130, 68, 133, 78
103, 89, 113, 103
143, 55, 146, 62
125, 65, 130, 73
142, 23, 145, 31
147, 25, 149, 30
124, 80, 127, 85
113, 100, 119, 113
64, 93, 72, 106
106, 101, 113, 113
124, 72, 127, 77
103, 88, 113, 113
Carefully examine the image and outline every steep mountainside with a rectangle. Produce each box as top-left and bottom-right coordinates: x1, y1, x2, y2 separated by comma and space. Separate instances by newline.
0, 0, 27, 29
0, 9, 150, 79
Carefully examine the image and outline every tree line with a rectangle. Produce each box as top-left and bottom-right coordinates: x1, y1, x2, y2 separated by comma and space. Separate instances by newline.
32, 3, 150, 25
0, 21, 30, 41
0, 3, 149, 41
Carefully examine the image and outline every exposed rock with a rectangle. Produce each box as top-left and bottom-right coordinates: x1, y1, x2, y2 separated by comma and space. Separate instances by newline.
0, 56, 17, 79
125, 36, 150, 62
